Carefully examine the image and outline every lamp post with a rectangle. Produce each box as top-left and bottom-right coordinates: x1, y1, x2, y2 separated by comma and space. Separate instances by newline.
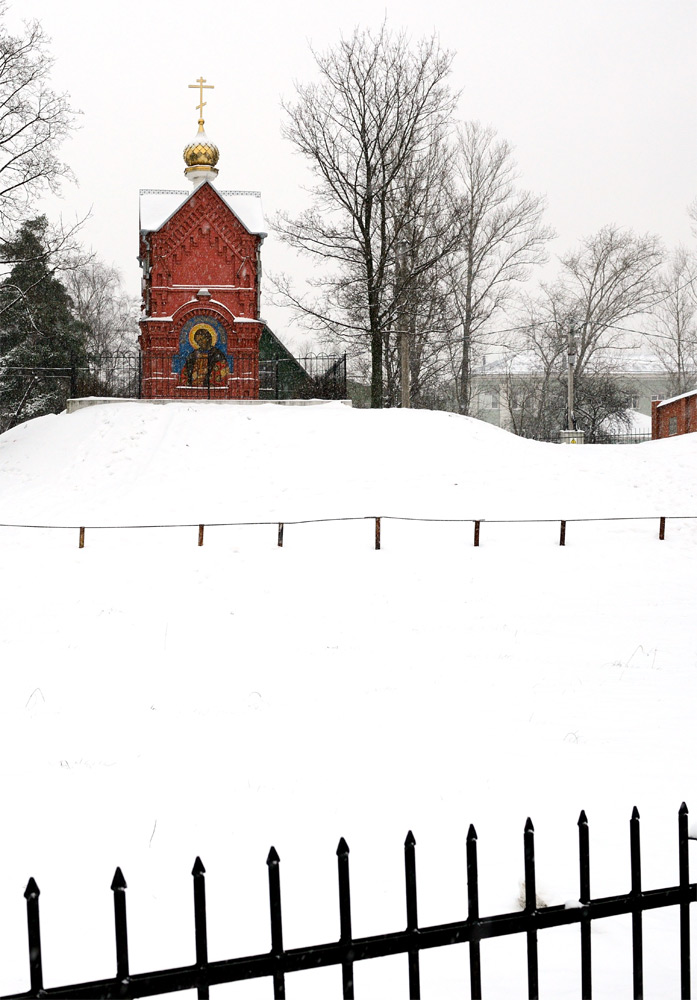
560, 323, 583, 443
567, 323, 576, 431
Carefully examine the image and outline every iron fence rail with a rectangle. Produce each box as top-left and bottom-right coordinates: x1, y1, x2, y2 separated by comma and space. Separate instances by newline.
2, 804, 695, 1000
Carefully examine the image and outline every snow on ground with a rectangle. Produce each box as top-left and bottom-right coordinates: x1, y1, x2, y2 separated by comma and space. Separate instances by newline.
0, 401, 695, 998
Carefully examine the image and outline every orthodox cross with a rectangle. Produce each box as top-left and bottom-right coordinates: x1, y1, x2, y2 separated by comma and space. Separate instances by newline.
189, 77, 214, 124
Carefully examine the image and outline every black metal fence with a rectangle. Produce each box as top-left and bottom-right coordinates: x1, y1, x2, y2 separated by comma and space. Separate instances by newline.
2, 804, 695, 999
549, 430, 652, 445
0, 353, 348, 428
259, 354, 347, 401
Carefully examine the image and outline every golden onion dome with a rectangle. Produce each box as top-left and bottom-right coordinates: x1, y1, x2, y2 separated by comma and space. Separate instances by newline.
183, 122, 220, 170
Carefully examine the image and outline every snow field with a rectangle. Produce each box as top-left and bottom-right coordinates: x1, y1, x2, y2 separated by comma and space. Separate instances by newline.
0, 402, 695, 997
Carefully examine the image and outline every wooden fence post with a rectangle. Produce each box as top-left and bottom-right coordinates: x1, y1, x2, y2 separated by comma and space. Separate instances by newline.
474, 521, 480, 547
277, 523, 284, 548
375, 517, 381, 550
659, 517, 666, 541
560, 520, 566, 546
198, 524, 204, 547
79, 526, 85, 549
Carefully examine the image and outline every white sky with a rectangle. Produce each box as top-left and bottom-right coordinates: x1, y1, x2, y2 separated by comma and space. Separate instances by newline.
9, 0, 697, 346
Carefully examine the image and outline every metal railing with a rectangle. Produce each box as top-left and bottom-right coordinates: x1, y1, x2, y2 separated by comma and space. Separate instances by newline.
0, 353, 348, 424
2, 803, 694, 999
259, 353, 347, 400
549, 430, 652, 445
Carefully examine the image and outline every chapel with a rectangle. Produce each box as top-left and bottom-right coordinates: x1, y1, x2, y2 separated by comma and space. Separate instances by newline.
138, 78, 270, 399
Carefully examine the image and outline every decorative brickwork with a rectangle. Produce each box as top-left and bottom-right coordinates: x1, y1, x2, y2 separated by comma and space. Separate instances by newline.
138, 182, 263, 398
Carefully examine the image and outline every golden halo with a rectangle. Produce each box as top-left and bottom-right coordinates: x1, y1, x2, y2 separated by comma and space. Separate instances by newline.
188, 322, 217, 349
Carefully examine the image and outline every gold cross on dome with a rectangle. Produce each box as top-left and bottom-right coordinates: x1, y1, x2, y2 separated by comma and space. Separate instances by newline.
188, 76, 214, 123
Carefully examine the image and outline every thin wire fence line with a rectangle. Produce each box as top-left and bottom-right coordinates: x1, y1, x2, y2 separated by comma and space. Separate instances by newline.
0, 513, 695, 531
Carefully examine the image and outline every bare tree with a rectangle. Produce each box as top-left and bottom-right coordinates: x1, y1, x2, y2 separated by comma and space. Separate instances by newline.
504, 225, 664, 437
644, 246, 697, 396
64, 260, 139, 356
0, 4, 78, 236
553, 225, 663, 376
447, 122, 553, 414
275, 23, 462, 407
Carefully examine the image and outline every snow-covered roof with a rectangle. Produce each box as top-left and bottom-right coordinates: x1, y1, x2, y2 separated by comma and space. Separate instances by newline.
139, 184, 267, 237
656, 386, 697, 407
476, 351, 671, 377
601, 408, 652, 433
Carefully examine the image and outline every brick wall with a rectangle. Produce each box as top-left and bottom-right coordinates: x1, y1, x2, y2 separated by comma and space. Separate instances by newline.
139, 183, 262, 399
651, 390, 697, 438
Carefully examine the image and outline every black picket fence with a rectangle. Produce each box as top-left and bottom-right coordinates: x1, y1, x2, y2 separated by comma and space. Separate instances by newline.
2, 804, 695, 1000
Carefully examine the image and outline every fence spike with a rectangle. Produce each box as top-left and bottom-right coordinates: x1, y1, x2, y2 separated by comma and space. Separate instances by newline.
524, 817, 539, 999
578, 808, 592, 996
192, 856, 209, 999
630, 806, 643, 998
404, 827, 420, 998
337, 835, 354, 998
678, 802, 691, 999
111, 867, 130, 982
466, 820, 482, 998
111, 866, 127, 892
24, 877, 40, 900
24, 876, 43, 995
267, 845, 285, 999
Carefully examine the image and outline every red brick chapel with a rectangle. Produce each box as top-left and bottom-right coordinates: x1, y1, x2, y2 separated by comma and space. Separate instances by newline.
138, 78, 267, 398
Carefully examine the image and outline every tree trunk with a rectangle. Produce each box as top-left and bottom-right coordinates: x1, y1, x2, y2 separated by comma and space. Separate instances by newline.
371, 326, 383, 408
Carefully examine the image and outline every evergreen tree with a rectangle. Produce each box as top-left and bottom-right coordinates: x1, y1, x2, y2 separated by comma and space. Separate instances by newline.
0, 216, 87, 426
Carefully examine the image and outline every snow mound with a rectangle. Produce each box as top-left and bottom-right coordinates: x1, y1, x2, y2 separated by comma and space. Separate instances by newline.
0, 401, 693, 525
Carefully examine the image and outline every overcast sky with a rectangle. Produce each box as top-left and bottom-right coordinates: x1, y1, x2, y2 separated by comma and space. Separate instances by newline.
9, 0, 697, 345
